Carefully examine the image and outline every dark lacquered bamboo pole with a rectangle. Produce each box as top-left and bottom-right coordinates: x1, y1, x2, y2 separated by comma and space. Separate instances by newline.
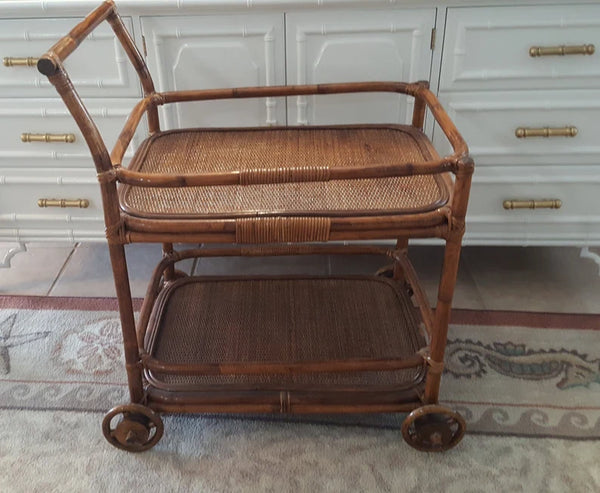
161, 242, 176, 281
114, 157, 458, 188
37, 1, 115, 76
36, 4, 147, 404
424, 158, 474, 404
157, 81, 417, 104
411, 81, 429, 130
106, 9, 160, 133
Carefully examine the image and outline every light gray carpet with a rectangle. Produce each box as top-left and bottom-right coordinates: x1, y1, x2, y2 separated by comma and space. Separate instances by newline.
1, 409, 598, 493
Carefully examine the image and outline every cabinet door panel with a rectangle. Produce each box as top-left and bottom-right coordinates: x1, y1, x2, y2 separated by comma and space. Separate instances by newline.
142, 15, 285, 128
286, 10, 435, 125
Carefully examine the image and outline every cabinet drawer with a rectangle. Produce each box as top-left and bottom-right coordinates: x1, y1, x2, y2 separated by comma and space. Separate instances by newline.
0, 17, 140, 98
441, 5, 600, 92
0, 169, 104, 231
434, 91, 600, 167
0, 99, 145, 168
467, 167, 600, 221
466, 173, 600, 243
286, 9, 435, 125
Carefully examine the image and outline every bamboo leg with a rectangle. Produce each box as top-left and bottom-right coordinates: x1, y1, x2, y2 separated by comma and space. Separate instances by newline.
393, 238, 409, 281
423, 230, 463, 404
411, 83, 428, 130
162, 242, 176, 281
108, 242, 144, 403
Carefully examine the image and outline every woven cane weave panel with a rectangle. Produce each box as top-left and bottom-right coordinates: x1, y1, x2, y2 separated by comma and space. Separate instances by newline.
235, 217, 331, 243
121, 127, 449, 218
147, 277, 426, 388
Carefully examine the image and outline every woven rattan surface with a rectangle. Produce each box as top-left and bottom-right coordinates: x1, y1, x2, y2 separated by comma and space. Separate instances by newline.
144, 275, 426, 390
120, 126, 449, 219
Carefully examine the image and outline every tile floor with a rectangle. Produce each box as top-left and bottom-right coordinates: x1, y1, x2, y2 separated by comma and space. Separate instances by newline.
1, 242, 599, 313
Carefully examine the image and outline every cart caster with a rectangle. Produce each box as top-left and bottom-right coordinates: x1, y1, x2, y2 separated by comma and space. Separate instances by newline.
375, 264, 413, 296
401, 405, 466, 452
375, 264, 395, 278
102, 404, 164, 452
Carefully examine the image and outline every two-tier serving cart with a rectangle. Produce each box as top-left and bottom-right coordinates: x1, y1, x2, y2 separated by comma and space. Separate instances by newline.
38, 1, 474, 452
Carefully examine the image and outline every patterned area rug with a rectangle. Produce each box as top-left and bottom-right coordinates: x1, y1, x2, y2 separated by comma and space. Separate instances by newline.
0, 295, 598, 439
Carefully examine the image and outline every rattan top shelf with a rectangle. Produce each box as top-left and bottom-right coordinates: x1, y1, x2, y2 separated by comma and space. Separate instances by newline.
119, 125, 451, 220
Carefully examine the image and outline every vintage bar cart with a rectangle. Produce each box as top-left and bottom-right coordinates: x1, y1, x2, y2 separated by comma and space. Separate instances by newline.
37, 1, 474, 452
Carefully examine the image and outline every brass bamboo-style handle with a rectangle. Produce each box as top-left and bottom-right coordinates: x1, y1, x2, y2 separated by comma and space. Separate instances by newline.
503, 199, 562, 210
3, 56, 39, 67
21, 133, 76, 143
529, 44, 595, 57
38, 198, 90, 208
515, 126, 577, 138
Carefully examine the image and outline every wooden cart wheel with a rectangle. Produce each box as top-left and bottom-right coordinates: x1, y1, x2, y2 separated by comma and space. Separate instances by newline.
102, 404, 164, 452
401, 405, 466, 452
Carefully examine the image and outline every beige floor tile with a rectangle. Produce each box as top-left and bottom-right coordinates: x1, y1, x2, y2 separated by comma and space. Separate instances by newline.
194, 254, 330, 276
4, 240, 599, 315
0, 244, 75, 296
463, 246, 600, 313
409, 246, 486, 310
328, 246, 486, 310
50, 243, 195, 298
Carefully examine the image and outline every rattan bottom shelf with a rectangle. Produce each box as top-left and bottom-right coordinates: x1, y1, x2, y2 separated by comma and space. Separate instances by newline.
143, 275, 427, 399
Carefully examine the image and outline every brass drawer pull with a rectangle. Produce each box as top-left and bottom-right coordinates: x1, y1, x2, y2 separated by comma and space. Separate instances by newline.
3, 56, 39, 67
38, 198, 90, 208
515, 126, 577, 138
21, 133, 76, 143
529, 44, 595, 57
503, 199, 562, 210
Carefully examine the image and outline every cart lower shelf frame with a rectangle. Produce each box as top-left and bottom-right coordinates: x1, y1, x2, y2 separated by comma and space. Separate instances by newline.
37, 0, 474, 454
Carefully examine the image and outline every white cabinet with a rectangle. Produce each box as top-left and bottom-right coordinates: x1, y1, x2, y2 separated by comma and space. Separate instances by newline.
141, 15, 286, 128
437, 4, 600, 244
1, 0, 599, 248
285, 10, 435, 125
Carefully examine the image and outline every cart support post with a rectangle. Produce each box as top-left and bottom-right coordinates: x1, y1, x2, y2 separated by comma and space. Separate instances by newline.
161, 243, 177, 281
423, 159, 473, 403
393, 238, 409, 281
108, 243, 145, 403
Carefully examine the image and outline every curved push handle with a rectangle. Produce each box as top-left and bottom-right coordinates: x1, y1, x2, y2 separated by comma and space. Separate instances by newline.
37, 0, 115, 76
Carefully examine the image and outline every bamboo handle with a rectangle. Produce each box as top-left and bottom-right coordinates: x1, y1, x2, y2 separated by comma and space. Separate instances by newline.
38, 198, 90, 208
515, 126, 577, 138
503, 199, 562, 210
37, 0, 116, 76
21, 133, 76, 143
529, 44, 595, 57
3, 57, 39, 67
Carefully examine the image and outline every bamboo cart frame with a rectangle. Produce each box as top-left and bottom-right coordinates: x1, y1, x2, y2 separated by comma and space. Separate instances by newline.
38, 0, 474, 452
